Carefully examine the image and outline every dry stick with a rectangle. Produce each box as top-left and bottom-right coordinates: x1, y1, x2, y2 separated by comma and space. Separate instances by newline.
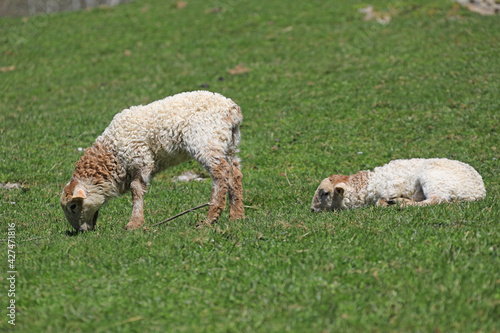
1, 204, 211, 240
152, 203, 210, 227
284, 170, 292, 186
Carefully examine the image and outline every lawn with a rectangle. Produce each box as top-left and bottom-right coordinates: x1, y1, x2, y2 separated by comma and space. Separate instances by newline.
0, 0, 499, 331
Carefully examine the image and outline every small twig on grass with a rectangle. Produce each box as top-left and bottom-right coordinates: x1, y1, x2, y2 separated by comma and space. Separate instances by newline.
243, 205, 261, 210
152, 203, 210, 227
47, 161, 62, 173
285, 171, 292, 186
227, 236, 240, 255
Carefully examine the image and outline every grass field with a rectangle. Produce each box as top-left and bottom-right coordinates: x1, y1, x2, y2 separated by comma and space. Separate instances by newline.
1, 0, 499, 331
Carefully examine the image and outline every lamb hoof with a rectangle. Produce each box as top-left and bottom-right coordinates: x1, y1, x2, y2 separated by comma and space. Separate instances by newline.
377, 198, 391, 207
125, 220, 144, 230
393, 197, 415, 206
386, 199, 397, 205
229, 213, 245, 221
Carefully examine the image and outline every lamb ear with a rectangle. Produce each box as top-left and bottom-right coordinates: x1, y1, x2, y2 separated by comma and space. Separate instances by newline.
72, 186, 87, 200
334, 183, 346, 196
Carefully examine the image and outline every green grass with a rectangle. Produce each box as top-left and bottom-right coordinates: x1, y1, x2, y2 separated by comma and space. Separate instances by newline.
1, 0, 499, 331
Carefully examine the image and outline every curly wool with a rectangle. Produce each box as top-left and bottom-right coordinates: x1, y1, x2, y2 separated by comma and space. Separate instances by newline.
365, 158, 486, 204
97, 90, 242, 182
74, 142, 119, 184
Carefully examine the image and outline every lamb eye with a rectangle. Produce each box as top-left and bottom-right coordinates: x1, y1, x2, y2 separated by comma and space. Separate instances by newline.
68, 203, 77, 213
321, 191, 330, 198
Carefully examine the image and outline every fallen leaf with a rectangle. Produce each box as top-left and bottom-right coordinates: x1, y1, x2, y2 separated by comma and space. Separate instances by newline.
228, 64, 250, 75
124, 50, 131, 56
0, 65, 15, 73
177, 1, 187, 9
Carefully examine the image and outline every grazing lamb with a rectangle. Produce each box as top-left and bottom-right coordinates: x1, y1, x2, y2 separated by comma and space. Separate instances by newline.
61, 91, 244, 231
311, 158, 486, 212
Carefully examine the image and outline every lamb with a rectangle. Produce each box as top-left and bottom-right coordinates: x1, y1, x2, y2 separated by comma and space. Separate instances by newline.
311, 158, 486, 212
61, 91, 244, 231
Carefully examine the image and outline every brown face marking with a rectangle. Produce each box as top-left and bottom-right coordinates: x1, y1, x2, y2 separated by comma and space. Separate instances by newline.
61, 178, 79, 204
61, 143, 118, 231
74, 143, 118, 184
312, 173, 358, 212
328, 175, 350, 187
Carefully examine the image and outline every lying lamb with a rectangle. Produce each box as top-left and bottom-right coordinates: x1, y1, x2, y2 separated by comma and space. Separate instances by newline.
311, 158, 486, 212
61, 91, 244, 231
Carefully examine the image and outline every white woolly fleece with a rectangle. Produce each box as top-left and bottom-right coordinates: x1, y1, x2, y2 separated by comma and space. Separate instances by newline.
97, 90, 242, 186
365, 158, 486, 205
